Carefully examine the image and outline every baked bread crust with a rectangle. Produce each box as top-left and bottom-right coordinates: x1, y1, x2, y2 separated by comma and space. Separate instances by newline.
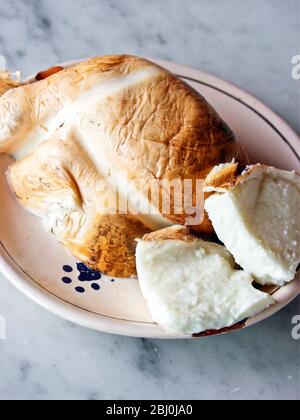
1, 55, 246, 276
0, 72, 20, 97
142, 225, 196, 243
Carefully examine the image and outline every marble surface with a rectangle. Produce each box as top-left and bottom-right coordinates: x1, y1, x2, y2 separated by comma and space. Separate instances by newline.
0, 0, 299, 400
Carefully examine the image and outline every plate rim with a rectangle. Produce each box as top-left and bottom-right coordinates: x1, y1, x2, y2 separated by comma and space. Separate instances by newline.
0, 57, 299, 339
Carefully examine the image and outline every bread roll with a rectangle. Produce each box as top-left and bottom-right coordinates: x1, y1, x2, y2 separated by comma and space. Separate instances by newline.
1, 55, 246, 276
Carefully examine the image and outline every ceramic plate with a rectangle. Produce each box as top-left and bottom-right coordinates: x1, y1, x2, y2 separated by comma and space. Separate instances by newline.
0, 59, 299, 338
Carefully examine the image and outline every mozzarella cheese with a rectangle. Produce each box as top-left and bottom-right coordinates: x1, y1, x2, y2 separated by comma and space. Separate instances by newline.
205, 165, 300, 286
136, 234, 274, 335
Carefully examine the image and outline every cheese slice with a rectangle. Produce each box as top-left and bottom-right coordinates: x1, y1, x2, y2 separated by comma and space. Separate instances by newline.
205, 165, 300, 286
136, 226, 274, 335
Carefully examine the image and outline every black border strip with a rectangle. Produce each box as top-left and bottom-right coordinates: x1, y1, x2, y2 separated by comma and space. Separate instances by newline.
177, 74, 300, 162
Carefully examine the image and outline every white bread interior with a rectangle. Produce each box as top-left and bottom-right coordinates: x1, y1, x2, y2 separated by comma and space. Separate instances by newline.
1, 55, 246, 276
205, 164, 300, 286
136, 226, 274, 335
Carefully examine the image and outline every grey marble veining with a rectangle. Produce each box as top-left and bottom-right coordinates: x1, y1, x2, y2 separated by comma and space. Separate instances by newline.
0, 0, 299, 400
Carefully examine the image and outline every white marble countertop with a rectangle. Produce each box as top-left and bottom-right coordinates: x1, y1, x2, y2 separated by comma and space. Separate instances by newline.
0, 0, 299, 400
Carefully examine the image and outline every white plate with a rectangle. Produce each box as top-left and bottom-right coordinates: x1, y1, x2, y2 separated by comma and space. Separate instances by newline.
0, 59, 299, 338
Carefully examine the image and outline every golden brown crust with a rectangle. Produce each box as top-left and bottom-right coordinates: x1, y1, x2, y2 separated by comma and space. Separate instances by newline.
142, 225, 196, 243
0, 72, 20, 96
235, 164, 266, 185
85, 215, 150, 278
204, 162, 239, 190
2, 55, 247, 276
193, 320, 246, 337
186, 162, 239, 235
90, 60, 244, 233
35, 66, 64, 81
229, 164, 300, 190
7, 132, 150, 278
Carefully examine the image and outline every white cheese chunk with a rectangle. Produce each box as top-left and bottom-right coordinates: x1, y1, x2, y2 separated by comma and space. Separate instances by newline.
205, 165, 300, 286
136, 234, 274, 335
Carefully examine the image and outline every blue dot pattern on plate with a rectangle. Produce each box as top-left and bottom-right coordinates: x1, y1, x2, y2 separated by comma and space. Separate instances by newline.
75, 286, 85, 294
61, 263, 107, 294
63, 265, 73, 273
62, 277, 72, 284
76, 263, 102, 282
